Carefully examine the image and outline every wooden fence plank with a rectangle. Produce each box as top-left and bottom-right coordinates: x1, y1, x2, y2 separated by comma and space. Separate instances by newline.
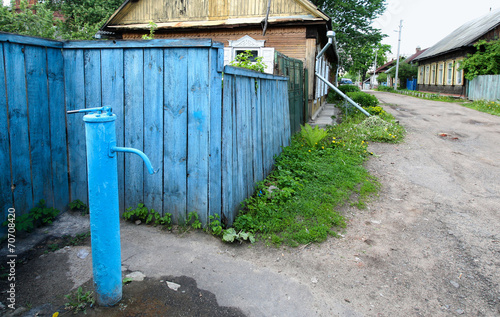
0, 43, 13, 226
221, 74, 234, 224
4, 42, 33, 214
209, 47, 222, 220
143, 48, 164, 214
187, 48, 210, 225
101, 49, 125, 213
46, 48, 69, 212
124, 48, 145, 209
252, 78, 264, 184
231, 75, 240, 223
25, 46, 53, 207
63, 49, 87, 205
163, 48, 188, 223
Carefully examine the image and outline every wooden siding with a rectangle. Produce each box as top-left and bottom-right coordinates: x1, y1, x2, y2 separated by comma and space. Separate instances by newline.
0, 33, 290, 229
111, 0, 320, 25
124, 26, 309, 62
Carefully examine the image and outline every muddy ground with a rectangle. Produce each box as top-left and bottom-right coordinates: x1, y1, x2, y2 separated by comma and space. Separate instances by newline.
1, 91, 499, 316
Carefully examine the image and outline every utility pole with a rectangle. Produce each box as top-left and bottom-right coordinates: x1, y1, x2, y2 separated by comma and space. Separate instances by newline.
372, 49, 378, 89
394, 20, 403, 90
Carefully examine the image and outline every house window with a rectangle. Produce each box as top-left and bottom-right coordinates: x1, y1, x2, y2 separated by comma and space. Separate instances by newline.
447, 62, 453, 85
455, 61, 463, 85
438, 63, 444, 85
418, 66, 424, 84
430, 64, 436, 85
235, 50, 259, 62
424, 65, 430, 85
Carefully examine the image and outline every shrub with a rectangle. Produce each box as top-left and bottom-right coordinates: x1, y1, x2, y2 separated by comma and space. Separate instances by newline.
346, 91, 379, 108
300, 124, 328, 147
328, 84, 361, 102
376, 85, 395, 92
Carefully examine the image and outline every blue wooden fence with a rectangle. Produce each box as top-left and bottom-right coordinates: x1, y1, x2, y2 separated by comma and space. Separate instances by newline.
467, 75, 500, 101
406, 78, 417, 91
0, 33, 290, 229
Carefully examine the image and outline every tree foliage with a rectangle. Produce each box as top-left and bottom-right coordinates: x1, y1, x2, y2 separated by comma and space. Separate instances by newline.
0, 0, 122, 40
460, 39, 500, 80
387, 60, 417, 88
312, 0, 389, 80
0, 0, 60, 38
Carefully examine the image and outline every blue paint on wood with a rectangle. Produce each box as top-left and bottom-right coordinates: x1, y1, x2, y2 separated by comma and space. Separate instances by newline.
143, 48, 164, 214
0, 43, 13, 230
62, 38, 214, 49
221, 74, 234, 224
4, 42, 33, 214
0, 33, 62, 48
25, 45, 53, 206
84, 50, 102, 109
163, 48, 188, 223
209, 46, 222, 220
46, 48, 69, 212
100, 49, 125, 213
124, 49, 145, 209
64, 49, 88, 205
187, 48, 210, 225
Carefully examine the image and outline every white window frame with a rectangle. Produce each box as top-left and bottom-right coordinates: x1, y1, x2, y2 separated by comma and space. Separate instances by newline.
438, 63, 444, 85
223, 35, 275, 74
446, 61, 454, 85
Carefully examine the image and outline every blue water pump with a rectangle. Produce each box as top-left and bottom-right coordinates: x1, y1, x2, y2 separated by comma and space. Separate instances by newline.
67, 106, 154, 306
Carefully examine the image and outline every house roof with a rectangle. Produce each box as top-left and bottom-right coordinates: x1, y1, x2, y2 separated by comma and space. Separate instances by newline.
415, 8, 500, 61
101, 0, 329, 32
404, 48, 428, 63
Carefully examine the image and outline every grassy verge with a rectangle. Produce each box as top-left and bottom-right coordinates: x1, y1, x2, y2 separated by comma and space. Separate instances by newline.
461, 99, 500, 116
233, 103, 405, 246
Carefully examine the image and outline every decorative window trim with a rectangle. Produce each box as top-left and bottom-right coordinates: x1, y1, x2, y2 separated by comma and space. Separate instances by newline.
424, 65, 430, 85
223, 35, 274, 74
446, 60, 454, 86
455, 59, 463, 85
430, 63, 436, 85
418, 66, 424, 84
438, 62, 444, 85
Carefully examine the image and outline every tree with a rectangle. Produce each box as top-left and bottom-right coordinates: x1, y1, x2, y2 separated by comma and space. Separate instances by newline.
460, 39, 500, 80
0, 0, 122, 40
312, 0, 388, 80
387, 61, 417, 89
47, 0, 122, 39
0, 0, 61, 38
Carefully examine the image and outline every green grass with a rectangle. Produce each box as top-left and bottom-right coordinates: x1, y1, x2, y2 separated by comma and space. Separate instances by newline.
233, 107, 405, 246
461, 99, 500, 116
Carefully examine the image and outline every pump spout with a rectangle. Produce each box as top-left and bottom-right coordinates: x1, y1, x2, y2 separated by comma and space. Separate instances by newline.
110, 146, 155, 174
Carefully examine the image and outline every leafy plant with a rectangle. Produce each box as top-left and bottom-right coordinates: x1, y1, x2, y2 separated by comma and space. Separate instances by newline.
207, 214, 223, 236
142, 21, 157, 40
328, 84, 361, 102
222, 228, 255, 244
123, 203, 172, 229
229, 50, 267, 73
187, 211, 202, 229
346, 91, 379, 108
300, 124, 328, 147
376, 85, 395, 92
69, 199, 89, 215
64, 287, 95, 314
2, 199, 60, 233
68, 231, 91, 246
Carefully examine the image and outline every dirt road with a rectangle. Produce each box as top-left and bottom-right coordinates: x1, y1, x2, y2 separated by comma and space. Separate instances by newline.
2, 91, 500, 316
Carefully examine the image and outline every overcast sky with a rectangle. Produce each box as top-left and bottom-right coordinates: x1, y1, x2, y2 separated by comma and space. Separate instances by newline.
373, 0, 499, 59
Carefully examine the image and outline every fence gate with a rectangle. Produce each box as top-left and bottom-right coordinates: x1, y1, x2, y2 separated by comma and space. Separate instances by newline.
275, 52, 304, 134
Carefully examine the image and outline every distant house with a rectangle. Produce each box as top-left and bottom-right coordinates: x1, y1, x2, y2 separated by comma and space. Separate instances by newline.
414, 8, 500, 96
366, 59, 397, 88
99, 0, 339, 120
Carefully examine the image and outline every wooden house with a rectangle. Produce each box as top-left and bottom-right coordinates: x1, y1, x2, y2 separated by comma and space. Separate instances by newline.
414, 8, 500, 96
99, 0, 339, 120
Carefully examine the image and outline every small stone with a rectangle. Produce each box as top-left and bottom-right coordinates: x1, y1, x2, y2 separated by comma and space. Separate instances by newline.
371, 220, 381, 224
456, 308, 464, 314
311, 277, 318, 284
125, 271, 146, 282
77, 248, 90, 259
135, 220, 142, 225
166, 281, 181, 291
450, 280, 459, 288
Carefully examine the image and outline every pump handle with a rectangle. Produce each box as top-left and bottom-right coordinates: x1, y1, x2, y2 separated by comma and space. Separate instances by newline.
67, 106, 112, 115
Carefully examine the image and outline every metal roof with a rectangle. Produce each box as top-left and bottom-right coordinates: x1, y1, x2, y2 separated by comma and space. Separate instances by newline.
415, 7, 500, 61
